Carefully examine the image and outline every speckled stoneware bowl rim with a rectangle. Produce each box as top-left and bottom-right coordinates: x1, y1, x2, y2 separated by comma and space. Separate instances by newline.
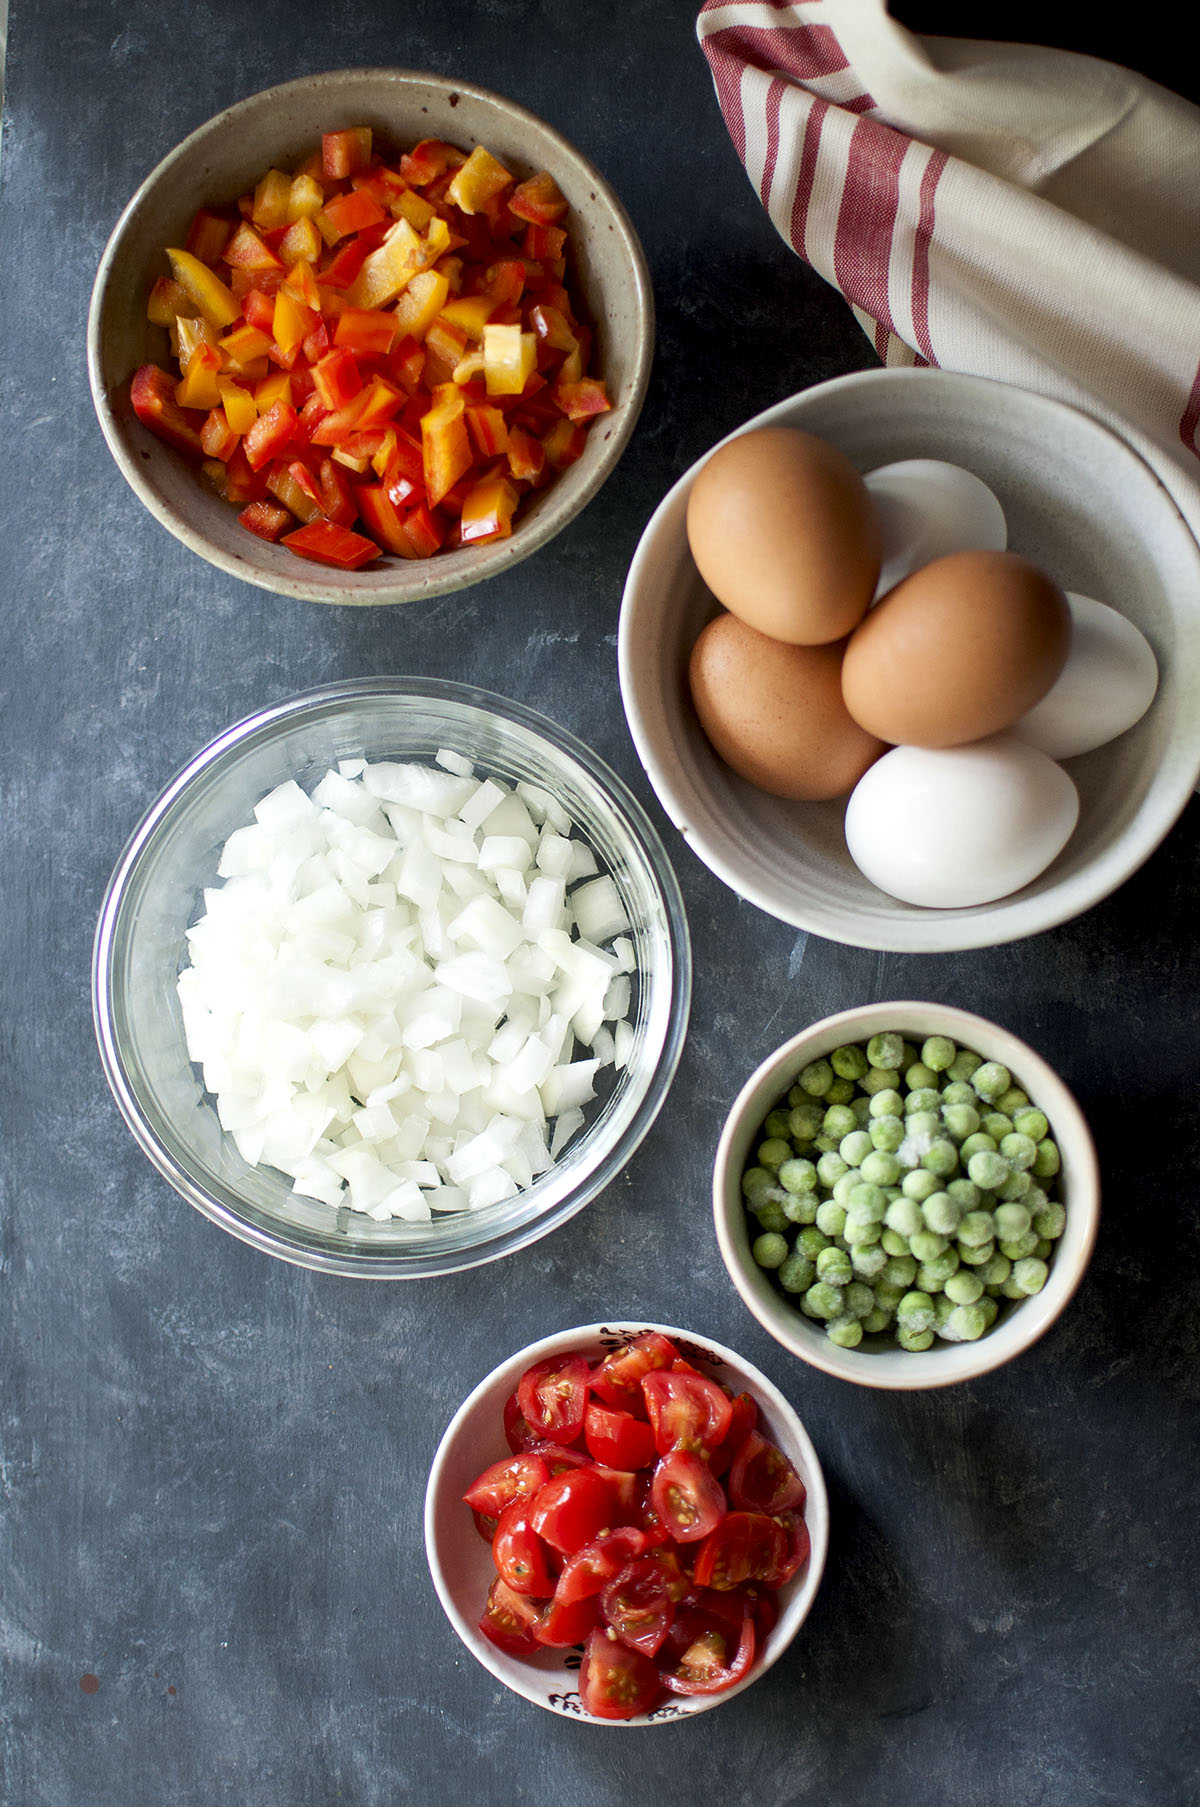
713, 1002, 1100, 1390
87, 67, 655, 605
424, 1320, 829, 1723
618, 367, 1200, 951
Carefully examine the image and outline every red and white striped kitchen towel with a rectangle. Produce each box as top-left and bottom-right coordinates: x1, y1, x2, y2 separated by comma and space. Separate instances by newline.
696, 0, 1200, 534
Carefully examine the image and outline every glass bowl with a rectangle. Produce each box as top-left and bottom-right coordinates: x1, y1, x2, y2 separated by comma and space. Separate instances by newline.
93, 678, 690, 1276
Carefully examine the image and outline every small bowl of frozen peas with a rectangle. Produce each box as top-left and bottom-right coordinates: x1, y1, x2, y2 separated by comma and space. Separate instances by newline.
713, 1002, 1100, 1389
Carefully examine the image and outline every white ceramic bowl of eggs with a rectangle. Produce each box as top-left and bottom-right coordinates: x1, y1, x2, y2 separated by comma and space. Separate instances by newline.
618, 368, 1200, 951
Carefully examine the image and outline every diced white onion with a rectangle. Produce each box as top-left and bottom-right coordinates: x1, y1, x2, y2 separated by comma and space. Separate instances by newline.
176, 757, 639, 1219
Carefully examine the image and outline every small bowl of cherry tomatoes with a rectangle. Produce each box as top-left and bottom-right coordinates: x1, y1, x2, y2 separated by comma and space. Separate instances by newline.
87, 68, 653, 604
424, 1322, 829, 1723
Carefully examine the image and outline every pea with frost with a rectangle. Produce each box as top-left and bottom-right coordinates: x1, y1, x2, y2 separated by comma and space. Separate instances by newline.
741, 1030, 1068, 1353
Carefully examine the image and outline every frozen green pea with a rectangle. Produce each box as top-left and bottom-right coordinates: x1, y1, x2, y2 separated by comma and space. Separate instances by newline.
999, 1231, 1040, 1262
815, 1197, 848, 1237
866, 1032, 904, 1070
844, 1281, 876, 1320
804, 1281, 844, 1319
779, 1156, 818, 1194
847, 1182, 888, 1220
967, 1150, 1009, 1192
897, 1324, 935, 1351
753, 1231, 789, 1269
799, 1225, 830, 1258
902, 1168, 940, 1204
869, 1115, 907, 1154
909, 1229, 949, 1263
788, 1100, 825, 1141
958, 1210, 996, 1248
778, 1252, 817, 1293
880, 1227, 911, 1257
981, 1114, 1013, 1145
959, 1131, 997, 1162
940, 1080, 975, 1107
996, 1087, 1029, 1115
896, 1291, 936, 1333
831, 1172, 859, 1207
978, 1295, 999, 1328
943, 1302, 989, 1341
957, 1239, 995, 1267
1012, 1106, 1049, 1143
844, 1218, 882, 1249
1034, 1237, 1054, 1259
827, 1076, 857, 1106
941, 1103, 981, 1143
944, 1269, 984, 1305
851, 1242, 889, 1280
859, 1149, 902, 1188
839, 1129, 874, 1168
873, 1279, 906, 1311
742, 1166, 776, 1203
757, 1137, 793, 1173
851, 1094, 873, 1125
885, 1196, 924, 1239
781, 1190, 819, 1225
921, 1035, 957, 1072
976, 1252, 1012, 1287
947, 1048, 983, 1083
862, 1307, 893, 1335
798, 1058, 834, 1097
831, 1043, 870, 1081
933, 1293, 958, 1329
869, 1088, 905, 1120
763, 1108, 793, 1141
1033, 1139, 1061, 1179
922, 1139, 959, 1179
750, 1199, 789, 1233
904, 1062, 938, 1093
905, 1109, 941, 1141
822, 1103, 858, 1141
862, 1066, 901, 1096
812, 1135, 839, 1155
882, 1254, 918, 1289
917, 1250, 960, 1290
904, 1088, 942, 1119
946, 1178, 981, 1210
817, 1244, 853, 1285
921, 1192, 962, 1236
971, 1061, 1011, 1103
827, 1316, 864, 1348
993, 1202, 1031, 1241
1032, 1198, 1067, 1240
816, 1150, 849, 1188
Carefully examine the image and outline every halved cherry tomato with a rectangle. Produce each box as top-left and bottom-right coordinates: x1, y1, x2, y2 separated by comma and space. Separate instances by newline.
577, 1628, 662, 1721
709, 1391, 759, 1477
590, 1332, 680, 1415
491, 1498, 558, 1597
479, 1577, 542, 1655
641, 1370, 733, 1459
662, 1613, 755, 1696
502, 1390, 540, 1453
553, 1527, 649, 1606
462, 1453, 550, 1519
650, 1450, 726, 1545
584, 1399, 657, 1471
516, 1355, 590, 1445
531, 1592, 599, 1649
728, 1431, 807, 1516
529, 1467, 616, 1556
600, 1558, 676, 1657
691, 1510, 789, 1592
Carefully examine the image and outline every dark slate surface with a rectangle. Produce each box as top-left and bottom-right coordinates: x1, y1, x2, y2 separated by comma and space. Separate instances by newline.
2, 5, 1198, 1804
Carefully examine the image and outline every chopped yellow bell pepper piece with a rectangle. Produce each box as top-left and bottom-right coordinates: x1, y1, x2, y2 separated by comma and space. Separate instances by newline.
392, 269, 451, 341
254, 370, 293, 411
218, 378, 258, 435
420, 390, 473, 506
482, 323, 537, 396
273, 289, 313, 358
446, 145, 512, 215
166, 248, 242, 329
252, 168, 292, 231
439, 294, 493, 340
287, 172, 325, 221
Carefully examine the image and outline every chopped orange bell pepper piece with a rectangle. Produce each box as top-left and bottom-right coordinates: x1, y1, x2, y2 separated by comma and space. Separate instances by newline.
166, 248, 242, 328
446, 145, 512, 215
420, 391, 473, 506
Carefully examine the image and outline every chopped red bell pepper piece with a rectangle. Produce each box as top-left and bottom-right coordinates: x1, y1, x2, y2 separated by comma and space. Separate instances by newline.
282, 518, 380, 568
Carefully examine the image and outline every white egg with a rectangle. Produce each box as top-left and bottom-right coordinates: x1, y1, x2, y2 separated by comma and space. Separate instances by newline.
864, 459, 1007, 599
844, 737, 1079, 908
1008, 592, 1158, 760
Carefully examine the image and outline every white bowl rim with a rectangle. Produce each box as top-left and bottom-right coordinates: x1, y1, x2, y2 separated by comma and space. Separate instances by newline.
713, 1001, 1100, 1389
618, 367, 1200, 951
87, 66, 656, 605
424, 1319, 830, 1723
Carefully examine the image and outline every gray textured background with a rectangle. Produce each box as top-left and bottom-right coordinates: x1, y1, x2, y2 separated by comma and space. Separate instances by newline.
2, 4, 1198, 1803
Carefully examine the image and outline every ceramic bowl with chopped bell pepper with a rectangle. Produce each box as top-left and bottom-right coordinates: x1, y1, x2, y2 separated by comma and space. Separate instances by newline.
88, 69, 654, 605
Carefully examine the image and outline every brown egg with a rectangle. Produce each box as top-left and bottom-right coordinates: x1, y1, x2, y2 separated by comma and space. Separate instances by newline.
685, 427, 881, 645
688, 612, 888, 801
841, 549, 1072, 748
